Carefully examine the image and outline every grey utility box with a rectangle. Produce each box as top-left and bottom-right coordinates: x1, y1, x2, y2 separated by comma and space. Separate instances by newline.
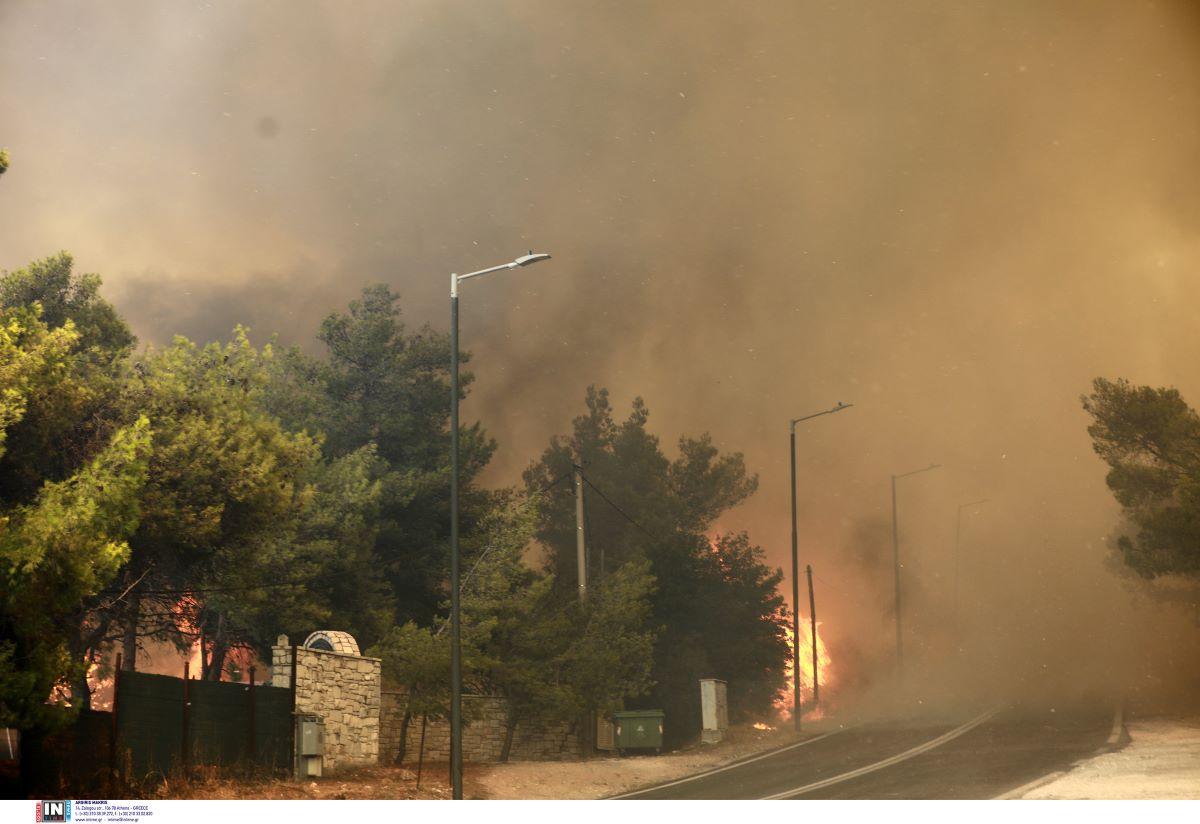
295, 714, 325, 778
699, 679, 728, 744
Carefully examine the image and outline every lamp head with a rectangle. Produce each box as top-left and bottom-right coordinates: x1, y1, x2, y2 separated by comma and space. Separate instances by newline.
514, 251, 552, 267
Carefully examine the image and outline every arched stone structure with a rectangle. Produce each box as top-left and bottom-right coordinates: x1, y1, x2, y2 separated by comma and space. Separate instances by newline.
302, 630, 361, 656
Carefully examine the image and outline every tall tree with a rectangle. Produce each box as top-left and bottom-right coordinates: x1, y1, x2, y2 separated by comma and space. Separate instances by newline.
1083, 377, 1200, 580
0, 304, 150, 729
371, 489, 657, 762
524, 387, 785, 743
0, 258, 146, 713
0, 254, 134, 506
101, 330, 328, 681
461, 491, 657, 761
266, 284, 496, 632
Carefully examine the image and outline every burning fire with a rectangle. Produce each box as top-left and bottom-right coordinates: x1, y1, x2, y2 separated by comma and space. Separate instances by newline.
777, 620, 832, 721
702, 530, 834, 722
56, 596, 266, 710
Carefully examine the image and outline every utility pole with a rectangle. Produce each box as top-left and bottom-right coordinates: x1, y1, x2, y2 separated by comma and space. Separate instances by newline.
891, 474, 900, 683
574, 464, 588, 602
891, 463, 941, 685
806, 564, 819, 706
789, 423, 801, 731
788, 401, 852, 731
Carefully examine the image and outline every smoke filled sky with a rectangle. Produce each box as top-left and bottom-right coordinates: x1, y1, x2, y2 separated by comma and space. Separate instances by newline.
3, 1, 1200, 685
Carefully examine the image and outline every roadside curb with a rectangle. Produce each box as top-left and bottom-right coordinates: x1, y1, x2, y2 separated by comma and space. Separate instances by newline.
1106, 700, 1129, 749
995, 770, 1068, 800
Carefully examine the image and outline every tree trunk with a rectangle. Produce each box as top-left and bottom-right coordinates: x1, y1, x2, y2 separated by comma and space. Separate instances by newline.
65, 610, 92, 711
499, 709, 519, 763
203, 614, 228, 681
206, 643, 228, 681
69, 662, 91, 711
396, 710, 412, 765
122, 595, 139, 670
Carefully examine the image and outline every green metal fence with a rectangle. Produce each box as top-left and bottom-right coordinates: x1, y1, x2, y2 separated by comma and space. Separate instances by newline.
115, 671, 292, 781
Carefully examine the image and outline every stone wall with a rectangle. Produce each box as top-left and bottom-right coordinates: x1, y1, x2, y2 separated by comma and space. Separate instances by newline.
379, 689, 583, 763
272, 641, 381, 771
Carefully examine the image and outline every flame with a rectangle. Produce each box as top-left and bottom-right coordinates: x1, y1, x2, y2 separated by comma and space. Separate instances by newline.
777, 619, 832, 721
51, 596, 266, 710
701, 530, 834, 722
87, 660, 115, 710
752, 721, 775, 731
169, 597, 262, 681
170, 596, 205, 676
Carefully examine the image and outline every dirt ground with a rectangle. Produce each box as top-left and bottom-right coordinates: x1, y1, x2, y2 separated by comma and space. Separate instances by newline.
1021, 715, 1200, 800
174, 720, 823, 800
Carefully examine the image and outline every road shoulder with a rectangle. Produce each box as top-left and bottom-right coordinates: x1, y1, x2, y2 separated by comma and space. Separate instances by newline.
1018, 716, 1200, 800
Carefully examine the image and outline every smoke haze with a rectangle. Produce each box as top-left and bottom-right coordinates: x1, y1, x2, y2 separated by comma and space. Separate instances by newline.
3, 0, 1199, 707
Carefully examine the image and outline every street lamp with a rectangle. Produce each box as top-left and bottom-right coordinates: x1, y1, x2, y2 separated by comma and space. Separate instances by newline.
953, 499, 988, 633
788, 401, 852, 731
450, 251, 550, 800
890, 462, 940, 684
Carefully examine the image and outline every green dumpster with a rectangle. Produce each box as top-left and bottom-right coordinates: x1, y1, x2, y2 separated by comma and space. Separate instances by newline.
612, 710, 665, 754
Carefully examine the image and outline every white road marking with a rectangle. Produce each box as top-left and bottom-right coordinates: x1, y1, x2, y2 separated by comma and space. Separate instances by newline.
761, 706, 1005, 800
609, 727, 852, 799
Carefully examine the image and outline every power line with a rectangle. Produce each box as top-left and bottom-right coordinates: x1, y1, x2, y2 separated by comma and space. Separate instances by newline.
578, 472, 669, 546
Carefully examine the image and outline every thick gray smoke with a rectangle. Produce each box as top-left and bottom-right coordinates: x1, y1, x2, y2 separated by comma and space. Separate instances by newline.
3, 0, 1199, 710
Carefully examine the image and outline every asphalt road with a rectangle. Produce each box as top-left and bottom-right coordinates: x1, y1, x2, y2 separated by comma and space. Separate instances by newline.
616, 705, 1117, 800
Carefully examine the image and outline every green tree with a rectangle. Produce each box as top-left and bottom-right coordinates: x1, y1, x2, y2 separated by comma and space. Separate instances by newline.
561, 557, 657, 718
0, 148, 9, 177
100, 331, 326, 683
524, 387, 785, 744
369, 621, 452, 763
265, 284, 496, 632
0, 253, 135, 358
0, 257, 428, 722
1083, 377, 1200, 579
0, 280, 146, 716
0, 305, 78, 463
465, 536, 656, 760
0, 395, 151, 731
372, 488, 657, 762
0, 254, 134, 506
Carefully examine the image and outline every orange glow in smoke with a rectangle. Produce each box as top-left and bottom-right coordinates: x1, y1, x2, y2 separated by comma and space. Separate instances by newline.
777, 620, 832, 721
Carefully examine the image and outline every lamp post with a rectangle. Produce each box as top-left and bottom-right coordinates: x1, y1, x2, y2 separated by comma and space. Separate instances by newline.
788, 401, 852, 731
450, 251, 550, 800
953, 498, 988, 633
891, 462, 940, 685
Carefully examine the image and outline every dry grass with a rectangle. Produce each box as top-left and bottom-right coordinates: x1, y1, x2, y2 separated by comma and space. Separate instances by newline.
164, 763, 461, 800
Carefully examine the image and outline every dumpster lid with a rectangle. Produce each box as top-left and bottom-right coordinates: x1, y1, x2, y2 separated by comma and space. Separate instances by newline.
613, 709, 665, 719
